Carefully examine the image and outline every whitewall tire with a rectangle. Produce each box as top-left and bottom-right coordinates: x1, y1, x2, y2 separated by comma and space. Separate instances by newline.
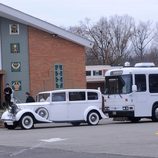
36, 107, 49, 119
87, 111, 100, 125
20, 114, 34, 130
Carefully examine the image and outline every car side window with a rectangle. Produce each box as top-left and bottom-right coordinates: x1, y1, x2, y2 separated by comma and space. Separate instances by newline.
88, 92, 98, 100
69, 92, 85, 101
38, 93, 50, 102
52, 92, 66, 102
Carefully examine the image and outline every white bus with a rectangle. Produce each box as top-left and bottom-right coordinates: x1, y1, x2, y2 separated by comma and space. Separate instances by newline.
104, 63, 158, 122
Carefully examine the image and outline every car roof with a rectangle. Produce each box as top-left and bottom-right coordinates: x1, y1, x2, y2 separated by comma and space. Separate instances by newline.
38, 89, 100, 94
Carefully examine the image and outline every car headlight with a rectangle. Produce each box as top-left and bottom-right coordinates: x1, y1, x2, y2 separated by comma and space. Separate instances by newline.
8, 104, 21, 114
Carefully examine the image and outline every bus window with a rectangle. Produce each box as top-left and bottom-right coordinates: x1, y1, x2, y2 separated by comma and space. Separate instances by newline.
149, 74, 158, 93
105, 75, 132, 94
135, 74, 146, 92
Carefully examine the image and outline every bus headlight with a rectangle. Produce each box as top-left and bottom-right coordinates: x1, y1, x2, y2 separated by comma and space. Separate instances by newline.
104, 106, 109, 111
122, 106, 134, 111
122, 106, 129, 110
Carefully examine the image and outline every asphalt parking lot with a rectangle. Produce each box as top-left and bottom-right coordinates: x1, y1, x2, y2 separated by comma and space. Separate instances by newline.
0, 118, 158, 158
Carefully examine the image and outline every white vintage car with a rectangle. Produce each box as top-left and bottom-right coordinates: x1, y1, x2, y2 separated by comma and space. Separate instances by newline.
1, 89, 107, 130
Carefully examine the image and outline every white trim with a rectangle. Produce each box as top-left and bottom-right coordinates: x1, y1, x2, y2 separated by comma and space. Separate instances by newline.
0, 3, 93, 48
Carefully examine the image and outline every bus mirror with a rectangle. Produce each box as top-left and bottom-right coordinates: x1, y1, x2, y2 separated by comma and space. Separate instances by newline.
132, 85, 137, 92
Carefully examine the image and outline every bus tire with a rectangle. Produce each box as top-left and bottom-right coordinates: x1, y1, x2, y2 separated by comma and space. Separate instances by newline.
152, 105, 158, 122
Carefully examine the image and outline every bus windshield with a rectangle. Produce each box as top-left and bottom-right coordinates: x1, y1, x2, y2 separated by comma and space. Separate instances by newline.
104, 74, 132, 94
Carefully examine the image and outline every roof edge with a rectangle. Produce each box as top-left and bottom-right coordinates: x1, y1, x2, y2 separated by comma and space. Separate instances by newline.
0, 3, 94, 48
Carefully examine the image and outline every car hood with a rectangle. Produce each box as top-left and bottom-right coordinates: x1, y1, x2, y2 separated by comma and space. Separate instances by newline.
17, 102, 50, 109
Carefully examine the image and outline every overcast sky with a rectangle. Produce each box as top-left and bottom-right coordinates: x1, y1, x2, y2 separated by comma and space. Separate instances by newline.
0, 0, 158, 27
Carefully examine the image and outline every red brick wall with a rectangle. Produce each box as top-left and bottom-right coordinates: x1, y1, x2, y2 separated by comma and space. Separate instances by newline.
28, 27, 86, 96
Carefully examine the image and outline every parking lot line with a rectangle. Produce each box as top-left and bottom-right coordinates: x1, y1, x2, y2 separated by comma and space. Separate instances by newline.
40, 138, 67, 143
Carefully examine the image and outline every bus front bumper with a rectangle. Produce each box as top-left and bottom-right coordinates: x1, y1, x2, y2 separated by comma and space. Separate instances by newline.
105, 110, 134, 118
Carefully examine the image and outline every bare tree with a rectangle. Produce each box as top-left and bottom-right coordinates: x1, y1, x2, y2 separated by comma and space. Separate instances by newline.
108, 15, 134, 65
131, 21, 154, 61
68, 16, 156, 66
71, 16, 134, 65
87, 17, 112, 65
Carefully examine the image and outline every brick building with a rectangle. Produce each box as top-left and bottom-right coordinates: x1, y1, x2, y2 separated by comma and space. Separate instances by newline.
0, 4, 93, 103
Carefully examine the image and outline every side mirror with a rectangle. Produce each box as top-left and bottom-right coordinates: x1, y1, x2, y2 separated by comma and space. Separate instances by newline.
132, 85, 137, 92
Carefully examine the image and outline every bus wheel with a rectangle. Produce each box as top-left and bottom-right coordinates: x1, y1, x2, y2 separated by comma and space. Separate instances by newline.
152, 105, 158, 122
128, 117, 140, 123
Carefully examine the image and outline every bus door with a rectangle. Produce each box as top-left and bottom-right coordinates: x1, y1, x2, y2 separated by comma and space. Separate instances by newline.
133, 74, 150, 117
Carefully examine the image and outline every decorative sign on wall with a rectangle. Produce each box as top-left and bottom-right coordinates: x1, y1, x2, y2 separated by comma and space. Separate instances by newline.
12, 81, 22, 91
10, 43, 20, 53
9, 24, 19, 35
11, 62, 21, 72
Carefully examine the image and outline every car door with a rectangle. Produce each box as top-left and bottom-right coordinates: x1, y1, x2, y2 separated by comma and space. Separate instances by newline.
68, 91, 87, 121
50, 92, 68, 121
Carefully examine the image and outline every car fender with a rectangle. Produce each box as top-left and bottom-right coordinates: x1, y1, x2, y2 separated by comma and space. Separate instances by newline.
84, 106, 107, 121
1, 110, 10, 120
15, 109, 51, 123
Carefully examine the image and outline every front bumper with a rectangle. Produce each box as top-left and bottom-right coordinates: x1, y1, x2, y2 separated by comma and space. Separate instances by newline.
3, 120, 14, 125
1, 111, 16, 123
105, 110, 134, 118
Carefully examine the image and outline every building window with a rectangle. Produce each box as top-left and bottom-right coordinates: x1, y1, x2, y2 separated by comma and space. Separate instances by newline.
54, 64, 64, 89
11, 62, 21, 72
10, 43, 20, 53
9, 24, 19, 35
12, 81, 22, 91
93, 70, 102, 76
86, 71, 91, 76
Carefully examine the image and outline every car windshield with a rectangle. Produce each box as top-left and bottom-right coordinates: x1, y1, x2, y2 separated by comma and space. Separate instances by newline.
37, 93, 50, 102
104, 74, 132, 94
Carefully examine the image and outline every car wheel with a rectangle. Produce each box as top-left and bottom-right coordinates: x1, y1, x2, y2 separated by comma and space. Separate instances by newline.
87, 111, 100, 125
152, 105, 158, 122
36, 107, 49, 119
20, 114, 34, 130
